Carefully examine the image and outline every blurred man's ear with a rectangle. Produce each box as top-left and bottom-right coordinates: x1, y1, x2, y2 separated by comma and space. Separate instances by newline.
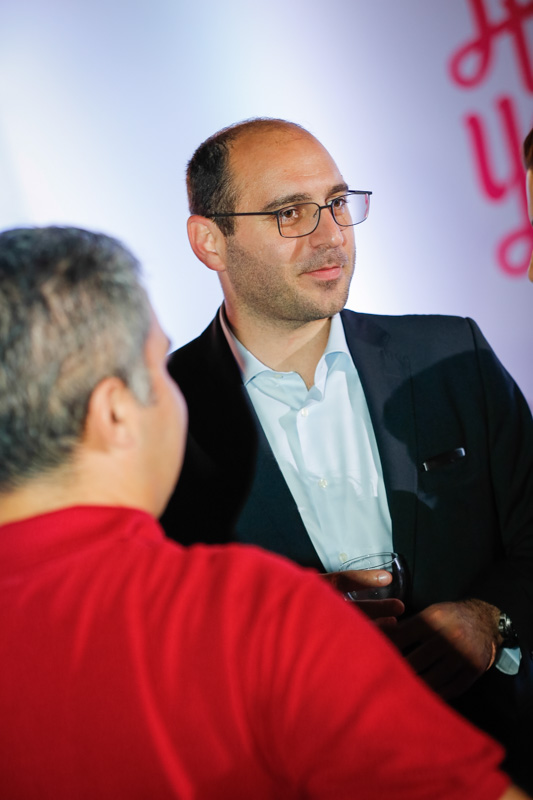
526, 170, 533, 282
187, 215, 227, 273
84, 377, 138, 451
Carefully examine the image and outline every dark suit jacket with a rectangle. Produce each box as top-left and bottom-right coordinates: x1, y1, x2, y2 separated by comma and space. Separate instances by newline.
161, 308, 533, 777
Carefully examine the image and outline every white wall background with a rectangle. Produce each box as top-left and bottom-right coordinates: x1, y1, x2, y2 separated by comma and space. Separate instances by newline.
1, 0, 532, 401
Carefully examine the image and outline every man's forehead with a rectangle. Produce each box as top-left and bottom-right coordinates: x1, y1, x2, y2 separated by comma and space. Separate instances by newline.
234, 121, 308, 146
229, 126, 343, 204
230, 125, 317, 167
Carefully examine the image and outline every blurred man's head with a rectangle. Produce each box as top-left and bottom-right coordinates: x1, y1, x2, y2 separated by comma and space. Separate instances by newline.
0, 226, 186, 517
523, 127, 533, 282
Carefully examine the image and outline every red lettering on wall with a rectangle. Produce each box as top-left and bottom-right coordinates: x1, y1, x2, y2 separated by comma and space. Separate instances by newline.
448, 0, 533, 277
449, 0, 533, 92
465, 97, 533, 275
466, 96, 524, 201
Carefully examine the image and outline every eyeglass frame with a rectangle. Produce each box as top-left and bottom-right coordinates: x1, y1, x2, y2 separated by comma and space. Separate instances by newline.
209, 189, 373, 239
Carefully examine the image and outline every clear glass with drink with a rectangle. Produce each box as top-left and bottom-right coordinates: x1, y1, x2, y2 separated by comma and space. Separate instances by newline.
338, 552, 408, 602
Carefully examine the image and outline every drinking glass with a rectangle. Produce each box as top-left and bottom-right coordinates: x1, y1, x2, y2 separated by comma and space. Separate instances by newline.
338, 552, 408, 602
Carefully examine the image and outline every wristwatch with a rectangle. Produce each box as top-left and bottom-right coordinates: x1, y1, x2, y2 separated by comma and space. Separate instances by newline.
498, 611, 519, 648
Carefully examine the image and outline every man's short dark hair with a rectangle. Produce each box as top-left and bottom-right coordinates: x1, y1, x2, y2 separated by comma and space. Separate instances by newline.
186, 117, 304, 236
524, 127, 533, 171
0, 226, 152, 491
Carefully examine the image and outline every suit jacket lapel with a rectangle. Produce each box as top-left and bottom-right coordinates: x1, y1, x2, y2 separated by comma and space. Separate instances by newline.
341, 311, 418, 577
207, 312, 324, 569
236, 406, 324, 569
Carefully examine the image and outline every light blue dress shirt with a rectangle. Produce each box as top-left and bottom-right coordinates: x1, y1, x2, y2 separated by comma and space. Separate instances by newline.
220, 310, 393, 572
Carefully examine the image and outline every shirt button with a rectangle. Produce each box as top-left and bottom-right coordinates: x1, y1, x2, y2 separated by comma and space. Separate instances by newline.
300, 408, 308, 417
339, 552, 348, 563
318, 478, 328, 489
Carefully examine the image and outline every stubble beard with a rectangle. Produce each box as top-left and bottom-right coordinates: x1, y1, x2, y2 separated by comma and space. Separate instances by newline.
224, 238, 355, 327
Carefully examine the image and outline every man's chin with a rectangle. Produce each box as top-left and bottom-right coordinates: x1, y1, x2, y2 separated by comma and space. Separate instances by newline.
299, 293, 350, 323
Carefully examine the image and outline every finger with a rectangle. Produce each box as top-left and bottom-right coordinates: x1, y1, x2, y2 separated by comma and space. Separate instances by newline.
417, 660, 463, 696
402, 638, 468, 694
330, 568, 392, 593
387, 606, 454, 648
403, 637, 483, 699
374, 617, 400, 630
436, 667, 481, 700
353, 598, 405, 620
347, 568, 393, 587
387, 616, 430, 650
404, 636, 451, 675
417, 656, 479, 700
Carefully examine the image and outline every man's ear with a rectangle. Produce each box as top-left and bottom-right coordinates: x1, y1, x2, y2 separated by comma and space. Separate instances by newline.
187, 215, 227, 273
84, 376, 138, 451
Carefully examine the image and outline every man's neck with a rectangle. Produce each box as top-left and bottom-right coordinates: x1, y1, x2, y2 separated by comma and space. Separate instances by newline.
224, 307, 333, 390
0, 479, 80, 526
0, 455, 155, 527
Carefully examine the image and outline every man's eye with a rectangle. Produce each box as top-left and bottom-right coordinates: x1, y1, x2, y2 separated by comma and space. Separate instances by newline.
279, 206, 300, 221
331, 196, 347, 211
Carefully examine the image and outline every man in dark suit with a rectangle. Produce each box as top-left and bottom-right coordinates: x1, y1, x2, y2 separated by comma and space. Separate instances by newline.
161, 118, 533, 789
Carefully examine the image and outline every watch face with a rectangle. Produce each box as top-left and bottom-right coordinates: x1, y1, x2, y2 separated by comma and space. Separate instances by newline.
499, 612, 519, 647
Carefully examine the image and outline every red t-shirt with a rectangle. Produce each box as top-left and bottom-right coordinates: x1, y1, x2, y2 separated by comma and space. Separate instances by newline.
0, 506, 509, 799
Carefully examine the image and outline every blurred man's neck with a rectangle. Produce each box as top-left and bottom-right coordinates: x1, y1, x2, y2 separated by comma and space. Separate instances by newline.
0, 454, 153, 526
0, 470, 83, 526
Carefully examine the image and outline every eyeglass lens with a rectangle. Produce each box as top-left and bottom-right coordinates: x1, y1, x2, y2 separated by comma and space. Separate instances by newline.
278, 193, 370, 238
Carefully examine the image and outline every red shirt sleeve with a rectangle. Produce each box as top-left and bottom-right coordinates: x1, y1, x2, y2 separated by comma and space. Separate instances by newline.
214, 547, 510, 800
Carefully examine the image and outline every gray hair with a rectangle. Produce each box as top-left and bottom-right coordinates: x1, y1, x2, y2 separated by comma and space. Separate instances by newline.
0, 226, 152, 491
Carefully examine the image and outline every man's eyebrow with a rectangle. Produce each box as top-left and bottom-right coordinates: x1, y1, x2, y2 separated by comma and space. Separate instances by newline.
328, 182, 349, 197
261, 183, 349, 213
261, 193, 312, 212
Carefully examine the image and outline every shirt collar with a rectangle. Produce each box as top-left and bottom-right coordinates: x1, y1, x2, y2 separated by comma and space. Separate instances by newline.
324, 312, 351, 362
219, 306, 267, 384
219, 306, 351, 386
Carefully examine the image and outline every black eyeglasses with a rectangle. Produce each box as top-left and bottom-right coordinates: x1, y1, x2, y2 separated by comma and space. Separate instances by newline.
210, 190, 372, 238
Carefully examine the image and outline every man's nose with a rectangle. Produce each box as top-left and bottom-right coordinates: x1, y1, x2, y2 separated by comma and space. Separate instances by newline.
308, 206, 345, 247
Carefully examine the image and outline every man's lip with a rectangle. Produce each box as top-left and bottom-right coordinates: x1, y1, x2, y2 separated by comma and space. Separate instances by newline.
304, 265, 343, 279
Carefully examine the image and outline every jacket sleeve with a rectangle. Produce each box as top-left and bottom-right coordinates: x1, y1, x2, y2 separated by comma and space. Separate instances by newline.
466, 317, 533, 656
